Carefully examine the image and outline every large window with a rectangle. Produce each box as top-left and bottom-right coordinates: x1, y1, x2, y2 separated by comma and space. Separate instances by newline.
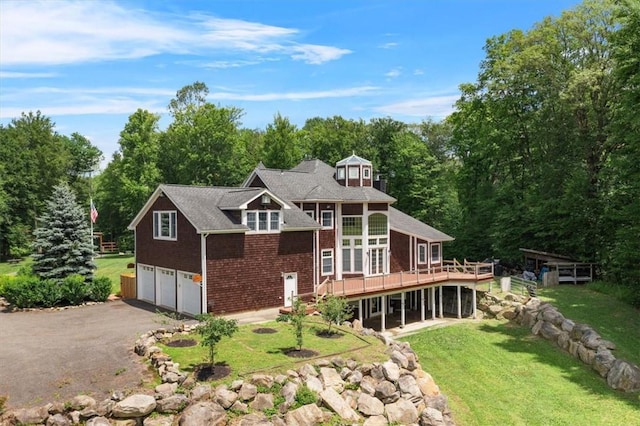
153, 211, 177, 240
337, 167, 345, 180
418, 243, 427, 264
342, 238, 363, 273
342, 216, 362, 236
246, 211, 280, 232
321, 210, 333, 229
431, 243, 441, 263
322, 249, 333, 276
368, 213, 388, 246
348, 166, 359, 179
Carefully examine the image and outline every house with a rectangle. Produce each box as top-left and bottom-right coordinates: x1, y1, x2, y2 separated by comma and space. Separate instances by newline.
128, 154, 493, 330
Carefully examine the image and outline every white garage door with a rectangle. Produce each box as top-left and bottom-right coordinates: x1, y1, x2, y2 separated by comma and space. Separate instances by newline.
155, 267, 176, 310
177, 271, 201, 316
137, 264, 155, 303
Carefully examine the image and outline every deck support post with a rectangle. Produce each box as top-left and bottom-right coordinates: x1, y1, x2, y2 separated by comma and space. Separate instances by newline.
420, 288, 425, 322
457, 285, 462, 319
438, 286, 443, 319
472, 283, 477, 319
401, 292, 406, 328
381, 295, 386, 332
358, 299, 363, 324
431, 287, 436, 320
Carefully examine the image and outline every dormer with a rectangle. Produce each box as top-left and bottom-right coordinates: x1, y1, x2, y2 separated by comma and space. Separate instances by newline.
336, 154, 373, 187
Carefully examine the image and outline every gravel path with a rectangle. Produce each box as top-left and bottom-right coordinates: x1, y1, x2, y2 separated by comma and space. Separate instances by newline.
0, 299, 179, 409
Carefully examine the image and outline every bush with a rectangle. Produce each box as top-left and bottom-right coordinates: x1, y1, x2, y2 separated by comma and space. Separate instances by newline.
2, 275, 61, 308
293, 385, 318, 408
61, 274, 87, 305
88, 276, 112, 302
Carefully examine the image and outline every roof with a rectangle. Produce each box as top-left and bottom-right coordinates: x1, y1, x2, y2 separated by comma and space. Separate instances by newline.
128, 184, 319, 233
389, 207, 454, 242
336, 153, 372, 166
250, 159, 395, 203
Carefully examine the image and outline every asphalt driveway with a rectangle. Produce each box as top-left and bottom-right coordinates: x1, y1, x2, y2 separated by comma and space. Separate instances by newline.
0, 299, 185, 409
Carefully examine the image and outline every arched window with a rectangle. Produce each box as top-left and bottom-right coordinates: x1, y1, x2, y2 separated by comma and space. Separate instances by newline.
368, 213, 387, 236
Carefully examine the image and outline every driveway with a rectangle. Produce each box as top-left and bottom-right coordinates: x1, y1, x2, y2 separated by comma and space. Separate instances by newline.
0, 299, 187, 409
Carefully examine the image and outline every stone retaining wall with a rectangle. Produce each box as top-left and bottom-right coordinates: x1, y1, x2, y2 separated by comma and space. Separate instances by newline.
1, 322, 455, 426
478, 292, 640, 393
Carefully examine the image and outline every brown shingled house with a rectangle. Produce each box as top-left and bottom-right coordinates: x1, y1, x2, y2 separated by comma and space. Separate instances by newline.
128, 154, 492, 330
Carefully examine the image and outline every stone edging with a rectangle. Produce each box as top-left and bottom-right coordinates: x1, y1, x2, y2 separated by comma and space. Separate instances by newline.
1, 320, 456, 426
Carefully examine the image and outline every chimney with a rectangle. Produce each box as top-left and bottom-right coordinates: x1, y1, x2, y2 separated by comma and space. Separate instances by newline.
373, 172, 387, 193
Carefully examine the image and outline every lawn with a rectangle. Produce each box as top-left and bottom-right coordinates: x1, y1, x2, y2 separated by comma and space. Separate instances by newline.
161, 318, 388, 383
0, 255, 134, 295
403, 285, 640, 426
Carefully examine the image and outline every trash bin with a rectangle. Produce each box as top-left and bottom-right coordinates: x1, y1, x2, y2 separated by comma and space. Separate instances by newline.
120, 273, 136, 299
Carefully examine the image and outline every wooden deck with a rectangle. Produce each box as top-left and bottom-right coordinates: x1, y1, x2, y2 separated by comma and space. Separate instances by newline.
317, 261, 494, 299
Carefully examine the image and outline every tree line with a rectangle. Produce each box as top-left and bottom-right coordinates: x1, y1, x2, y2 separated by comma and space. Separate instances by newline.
1, 0, 637, 297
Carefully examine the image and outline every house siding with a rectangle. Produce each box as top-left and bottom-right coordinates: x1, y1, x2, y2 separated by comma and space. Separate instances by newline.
205, 231, 314, 314
136, 197, 201, 273
390, 230, 410, 273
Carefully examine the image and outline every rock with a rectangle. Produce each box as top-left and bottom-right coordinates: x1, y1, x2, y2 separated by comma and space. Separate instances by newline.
577, 344, 595, 365
319, 388, 360, 423
359, 375, 377, 395
424, 394, 449, 413
113, 419, 137, 426
251, 374, 274, 389
420, 406, 446, 426
111, 390, 126, 401
362, 415, 389, 426
557, 331, 571, 351
374, 380, 399, 404
569, 323, 592, 341
541, 307, 565, 326
581, 329, 603, 349
284, 403, 325, 426
155, 383, 178, 399
156, 394, 188, 413
234, 412, 271, 425
346, 369, 363, 385
607, 359, 640, 392
144, 414, 175, 425
298, 364, 318, 378
539, 321, 562, 343
281, 382, 299, 406
331, 356, 346, 368
85, 417, 111, 425
592, 348, 617, 378
190, 384, 212, 401
385, 398, 419, 425
320, 367, 344, 393
178, 401, 226, 426
112, 394, 157, 418
531, 319, 544, 335
305, 375, 324, 394
71, 395, 96, 411
10, 406, 49, 425
390, 350, 409, 369
214, 388, 238, 409
238, 383, 258, 401
416, 370, 440, 397
230, 400, 249, 414
46, 413, 71, 426
382, 360, 400, 382
352, 319, 363, 332
398, 374, 422, 399
560, 319, 575, 333
356, 393, 384, 417
502, 310, 517, 320
249, 393, 274, 411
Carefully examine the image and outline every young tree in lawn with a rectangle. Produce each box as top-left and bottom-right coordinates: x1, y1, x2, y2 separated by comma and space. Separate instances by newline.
32, 183, 96, 282
195, 314, 238, 372
277, 296, 307, 350
316, 295, 353, 335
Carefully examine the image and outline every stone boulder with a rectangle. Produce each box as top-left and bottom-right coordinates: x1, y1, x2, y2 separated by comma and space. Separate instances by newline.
112, 394, 157, 418
319, 388, 360, 423
178, 401, 226, 426
607, 359, 640, 392
284, 403, 325, 426
357, 393, 384, 417
385, 398, 419, 425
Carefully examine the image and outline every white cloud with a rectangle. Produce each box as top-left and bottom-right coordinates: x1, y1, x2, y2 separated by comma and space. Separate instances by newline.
413, 69, 425, 75
385, 68, 402, 78
0, 1, 350, 66
378, 42, 398, 49
211, 86, 379, 102
374, 95, 460, 118
0, 71, 58, 78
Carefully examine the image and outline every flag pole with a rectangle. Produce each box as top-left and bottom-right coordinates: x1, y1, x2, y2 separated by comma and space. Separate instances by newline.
90, 197, 94, 257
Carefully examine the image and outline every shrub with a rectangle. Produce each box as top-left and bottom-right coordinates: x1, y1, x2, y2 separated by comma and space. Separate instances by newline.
293, 385, 318, 408
316, 295, 353, 334
61, 274, 87, 305
88, 276, 112, 302
2, 275, 61, 308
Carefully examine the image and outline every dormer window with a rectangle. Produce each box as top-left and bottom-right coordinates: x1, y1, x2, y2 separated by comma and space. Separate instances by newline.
261, 194, 271, 205
245, 211, 280, 232
348, 167, 359, 179
337, 167, 345, 180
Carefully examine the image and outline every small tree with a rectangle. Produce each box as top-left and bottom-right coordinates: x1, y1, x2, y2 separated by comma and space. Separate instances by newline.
316, 295, 353, 335
277, 297, 307, 350
195, 314, 238, 371
32, 183, 95, 282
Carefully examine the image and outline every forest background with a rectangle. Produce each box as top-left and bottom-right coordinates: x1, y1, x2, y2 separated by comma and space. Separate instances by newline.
1, 0, 638, 301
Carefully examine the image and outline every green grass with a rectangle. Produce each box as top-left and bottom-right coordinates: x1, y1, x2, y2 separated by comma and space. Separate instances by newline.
161, 319, 388, 383
0, 255, 134, 295
403, 285, 640, 426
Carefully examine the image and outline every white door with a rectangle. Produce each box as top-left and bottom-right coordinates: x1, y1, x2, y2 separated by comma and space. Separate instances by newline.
369, 248, 385, 275
283, 273, 298, 307
136, 264, 155, 303
177, 271, 201, 316
155, 267, 176, 310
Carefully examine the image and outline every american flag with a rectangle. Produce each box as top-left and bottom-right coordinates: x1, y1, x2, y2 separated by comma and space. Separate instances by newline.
90, 200, 99, 223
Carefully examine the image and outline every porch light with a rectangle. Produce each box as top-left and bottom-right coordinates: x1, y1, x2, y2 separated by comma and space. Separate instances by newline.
193, 274, 202, 283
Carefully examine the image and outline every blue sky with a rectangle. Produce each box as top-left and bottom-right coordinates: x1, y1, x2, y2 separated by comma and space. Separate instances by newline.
1, 0, 581, 167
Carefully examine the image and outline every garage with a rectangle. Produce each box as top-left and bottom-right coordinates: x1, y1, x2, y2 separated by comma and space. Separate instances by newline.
155, 267, 177, 310
136, 264, 155, 303
177, 271, 202, 316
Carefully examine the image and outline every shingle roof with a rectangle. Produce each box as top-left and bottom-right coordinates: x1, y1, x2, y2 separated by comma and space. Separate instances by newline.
389, 207, 454, 242
336, 154, 372, 166
253, 159, 395, 203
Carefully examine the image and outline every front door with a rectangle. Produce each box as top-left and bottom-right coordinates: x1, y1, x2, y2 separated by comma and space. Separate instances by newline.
283, 273, 297, 307
369, 248, 385, 275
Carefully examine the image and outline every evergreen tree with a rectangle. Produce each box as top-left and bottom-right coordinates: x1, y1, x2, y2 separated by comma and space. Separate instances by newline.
32, 183, 96, 282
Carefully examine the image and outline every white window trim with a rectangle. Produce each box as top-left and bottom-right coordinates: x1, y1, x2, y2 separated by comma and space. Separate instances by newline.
321, 249, 334, 276
337, 167, 345, 180
244, 210, 281, 233
321, 210, 333, 229
342, 239, 363, 273
153, 211, 177, 241
363, 167, 370, 179
348, 166, 360, 179
431, 243, 442, 263
418, 243, 427, 264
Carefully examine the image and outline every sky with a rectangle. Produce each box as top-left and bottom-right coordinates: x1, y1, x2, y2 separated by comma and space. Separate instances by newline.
0, 0, 582, 168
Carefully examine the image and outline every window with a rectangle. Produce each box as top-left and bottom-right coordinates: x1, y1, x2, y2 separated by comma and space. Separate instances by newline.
322, 249, 333, 276
342, 216, 362, 236
363, 168, 370, 179
321, 210, 333, 229
348, 166, 359, 179
431, 243, 441, 263
337, 167, 345, 180
342, 238, 363, 273
153, 211, 177, 240
245, 211, 280, 232
368, 213, 387, 236
418, 244, 427, 264
304, 210, 315, 220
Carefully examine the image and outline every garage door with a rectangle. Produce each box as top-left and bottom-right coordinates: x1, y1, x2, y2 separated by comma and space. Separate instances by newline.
177, 271, 201, 316
155, 267, 176, 310
136, 264, 155, 303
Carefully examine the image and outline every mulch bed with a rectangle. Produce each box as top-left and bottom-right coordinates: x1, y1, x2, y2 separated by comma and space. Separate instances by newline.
194, 363, 231, 381
252, 327, 278, 334
315, 330, 344, 339
283, 348, 319, 358
165, 338, 197, 348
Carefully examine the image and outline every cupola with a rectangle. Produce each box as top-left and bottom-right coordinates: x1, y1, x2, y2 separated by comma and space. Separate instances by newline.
335, 153, 372, 187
